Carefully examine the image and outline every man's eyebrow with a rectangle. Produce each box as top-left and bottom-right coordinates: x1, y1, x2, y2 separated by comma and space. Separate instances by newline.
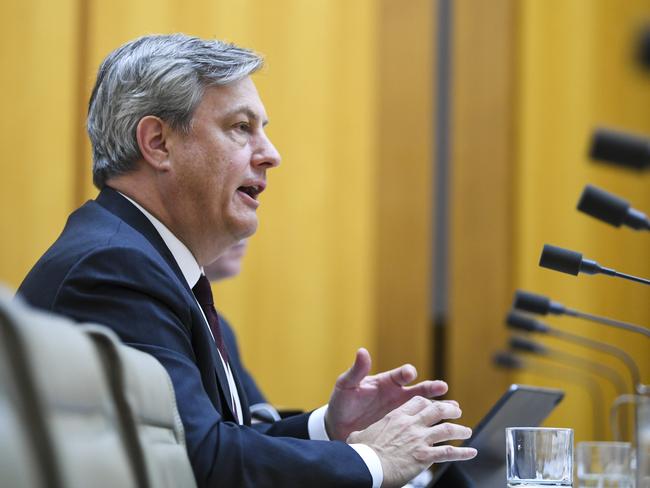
224, 105, 269, 127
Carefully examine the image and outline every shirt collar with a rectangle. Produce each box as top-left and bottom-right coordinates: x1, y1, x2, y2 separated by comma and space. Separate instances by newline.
117, 192, 202, 288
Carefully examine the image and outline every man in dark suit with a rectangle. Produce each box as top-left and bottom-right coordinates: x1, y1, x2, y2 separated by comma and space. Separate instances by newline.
18, 34, 476, 487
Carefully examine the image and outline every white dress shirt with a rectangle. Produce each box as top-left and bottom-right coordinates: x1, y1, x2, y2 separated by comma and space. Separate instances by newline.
119, 193, 382, 488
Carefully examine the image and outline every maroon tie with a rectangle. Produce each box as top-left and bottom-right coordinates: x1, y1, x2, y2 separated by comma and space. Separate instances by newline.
192, 274, 229, 363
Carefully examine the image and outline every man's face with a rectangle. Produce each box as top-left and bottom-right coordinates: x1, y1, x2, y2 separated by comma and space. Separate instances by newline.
163, 77, 280, 265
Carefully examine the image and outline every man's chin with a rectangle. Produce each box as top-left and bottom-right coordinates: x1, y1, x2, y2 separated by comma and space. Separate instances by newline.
232, 218, 258, 240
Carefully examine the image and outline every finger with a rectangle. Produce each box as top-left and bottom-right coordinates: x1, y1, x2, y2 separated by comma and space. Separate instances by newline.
403, 380, 448, 398
428, 446, 477, 463
397, 395, 432, 416
426, 422, 472, 445
416, 401, 462, 424
336, 348, 371, 388
386, 363, 418, 386
441, 399, 459, 408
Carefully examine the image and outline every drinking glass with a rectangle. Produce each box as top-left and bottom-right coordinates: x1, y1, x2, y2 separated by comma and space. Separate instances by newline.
506, 427, 573, 487
576, 441, 633, 487
611, 392, 650, 487
638, 395, 650, 488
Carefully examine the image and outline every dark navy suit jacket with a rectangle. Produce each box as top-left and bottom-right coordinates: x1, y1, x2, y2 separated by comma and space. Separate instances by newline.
18, 187, 372, 488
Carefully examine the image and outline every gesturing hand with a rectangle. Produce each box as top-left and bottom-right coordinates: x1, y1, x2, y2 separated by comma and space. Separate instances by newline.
347, 396, 477, 488
324, 348, 449, 441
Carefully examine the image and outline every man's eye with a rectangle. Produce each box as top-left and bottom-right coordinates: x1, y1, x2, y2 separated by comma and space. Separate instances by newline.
235, 122, 251, 132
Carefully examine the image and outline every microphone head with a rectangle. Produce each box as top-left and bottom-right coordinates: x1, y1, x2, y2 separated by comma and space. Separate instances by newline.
539, 244, 582, 276
513, 290, 552, 315
589, 127, 650, 171
577, 185, 630, 227
493, 351, 523, 370
506, 311, 548, 333
637, 26, 650, 69
509, 335, 546, 354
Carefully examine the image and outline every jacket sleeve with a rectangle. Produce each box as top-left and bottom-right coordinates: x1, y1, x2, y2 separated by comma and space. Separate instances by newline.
52, 246, 373, 488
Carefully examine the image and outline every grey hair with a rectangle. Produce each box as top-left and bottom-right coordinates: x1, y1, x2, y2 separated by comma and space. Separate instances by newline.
87, 33, 264, 189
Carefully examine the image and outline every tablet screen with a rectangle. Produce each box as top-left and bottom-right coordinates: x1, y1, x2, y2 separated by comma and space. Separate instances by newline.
428, 384, 564, 488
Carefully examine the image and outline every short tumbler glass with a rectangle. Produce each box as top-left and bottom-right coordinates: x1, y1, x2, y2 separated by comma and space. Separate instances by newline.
576, 441, 633, 488
506, 427, 573, 487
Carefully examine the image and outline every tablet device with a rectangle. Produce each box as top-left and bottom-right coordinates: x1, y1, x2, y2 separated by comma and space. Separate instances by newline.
428, 384, 564, 488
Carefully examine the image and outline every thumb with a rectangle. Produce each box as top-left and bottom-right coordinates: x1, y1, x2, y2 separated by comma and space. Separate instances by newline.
337, 348, 372, 388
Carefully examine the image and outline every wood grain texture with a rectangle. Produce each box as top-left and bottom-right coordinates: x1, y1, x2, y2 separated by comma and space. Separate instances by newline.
447, 0, 516, 426
373, 0, 435, 380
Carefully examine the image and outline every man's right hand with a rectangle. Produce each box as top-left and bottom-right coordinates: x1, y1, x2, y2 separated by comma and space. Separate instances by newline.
346, 396, 477, 488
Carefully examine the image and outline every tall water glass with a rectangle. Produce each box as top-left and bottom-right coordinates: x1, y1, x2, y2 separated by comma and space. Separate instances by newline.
639, 396, 650, 488
576, 441, 633, 487
506, 427, 573, 487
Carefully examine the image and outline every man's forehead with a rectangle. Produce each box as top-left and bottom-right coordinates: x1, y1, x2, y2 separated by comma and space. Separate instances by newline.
202, 81, 269, 125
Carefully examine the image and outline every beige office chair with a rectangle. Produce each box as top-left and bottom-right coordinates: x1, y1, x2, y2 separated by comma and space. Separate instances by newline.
0, 291, 138, 488
83, 324, 197, 488
0, 287, 198, 488
0, 312, 46, 488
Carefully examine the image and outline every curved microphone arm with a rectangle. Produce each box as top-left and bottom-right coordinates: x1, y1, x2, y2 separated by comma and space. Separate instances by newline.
548, 328, 642, 391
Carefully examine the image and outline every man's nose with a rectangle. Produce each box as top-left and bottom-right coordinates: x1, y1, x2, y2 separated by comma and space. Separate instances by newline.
253, 134, 281, 169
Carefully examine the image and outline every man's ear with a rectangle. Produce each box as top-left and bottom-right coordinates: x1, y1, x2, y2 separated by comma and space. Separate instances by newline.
136, 116, 172, 171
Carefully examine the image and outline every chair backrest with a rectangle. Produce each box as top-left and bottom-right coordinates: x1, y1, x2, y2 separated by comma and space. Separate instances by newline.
0, 288, 197, 488
0, 318, 45, 488
0, 291, 139, 488
83, 324, 197, 488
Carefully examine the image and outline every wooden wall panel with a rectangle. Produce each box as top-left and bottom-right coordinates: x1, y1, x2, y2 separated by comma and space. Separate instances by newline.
373, 0, 435, 380
447, 0, 516, 427
0, 0, 80, 288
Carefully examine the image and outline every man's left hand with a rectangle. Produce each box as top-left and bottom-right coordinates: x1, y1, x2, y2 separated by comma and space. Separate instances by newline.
324, 348, 449, 441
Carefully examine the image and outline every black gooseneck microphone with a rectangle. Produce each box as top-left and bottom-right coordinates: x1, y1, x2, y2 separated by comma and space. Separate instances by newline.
508, 336, 628, 398
508, 336, 630, 440
539, 244, 650, 286
589, 127, 650, 171
506, 312, 642, 392
638, 26, 650, 69
493, 351, 606, 440
577, 185, 650, 231
493, 350, 523, 370
512, 290, 650, 338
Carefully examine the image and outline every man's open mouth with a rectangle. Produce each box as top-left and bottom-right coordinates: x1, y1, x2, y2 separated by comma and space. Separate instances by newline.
237, 185, 263, 200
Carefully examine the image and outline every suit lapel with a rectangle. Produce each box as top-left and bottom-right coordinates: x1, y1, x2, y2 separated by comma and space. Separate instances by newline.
95, 188, 188, 291
95, 187, 241, 422
231, 363, 251, 425
212, 349, 238, 422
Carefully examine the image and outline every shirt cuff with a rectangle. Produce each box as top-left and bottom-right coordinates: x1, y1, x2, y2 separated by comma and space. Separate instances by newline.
308, 405, 383, 488
349, 443, 384, 488
307, 404, 330, 440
